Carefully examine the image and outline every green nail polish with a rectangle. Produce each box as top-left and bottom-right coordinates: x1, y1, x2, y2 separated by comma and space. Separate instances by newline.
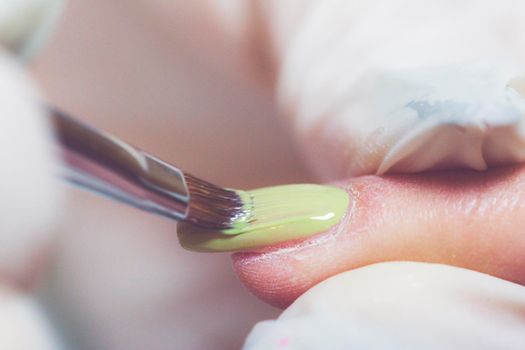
177, 184, 349, 252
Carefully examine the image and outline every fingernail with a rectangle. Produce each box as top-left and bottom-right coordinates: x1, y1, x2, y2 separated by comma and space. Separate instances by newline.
177, 184, 350, 252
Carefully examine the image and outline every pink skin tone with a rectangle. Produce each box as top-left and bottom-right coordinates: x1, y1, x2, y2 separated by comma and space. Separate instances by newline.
233, 164, 525, 308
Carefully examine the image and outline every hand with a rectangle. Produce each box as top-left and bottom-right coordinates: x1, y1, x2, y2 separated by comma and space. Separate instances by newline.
244, 262, 525, 349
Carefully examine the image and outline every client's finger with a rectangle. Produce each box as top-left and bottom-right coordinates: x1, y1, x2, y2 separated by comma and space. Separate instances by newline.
233, 164, 525, 307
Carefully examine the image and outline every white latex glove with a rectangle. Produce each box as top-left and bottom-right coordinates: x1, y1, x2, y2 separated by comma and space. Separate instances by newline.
260, 0, 525, 178
0, 0, 64, 348
244, 262, 525, 349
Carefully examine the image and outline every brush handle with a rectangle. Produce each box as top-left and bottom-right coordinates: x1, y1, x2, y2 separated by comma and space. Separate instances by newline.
50, 108, 190, 221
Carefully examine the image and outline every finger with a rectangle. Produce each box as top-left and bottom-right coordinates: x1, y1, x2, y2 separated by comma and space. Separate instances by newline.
233, 164, 525, 308
243, 262, 525, 350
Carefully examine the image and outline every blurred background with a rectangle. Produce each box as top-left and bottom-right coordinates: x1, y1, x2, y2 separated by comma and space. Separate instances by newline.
30, 1, 312, 349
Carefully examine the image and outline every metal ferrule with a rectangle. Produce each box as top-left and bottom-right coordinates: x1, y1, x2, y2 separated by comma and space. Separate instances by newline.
51, 109, 190, 221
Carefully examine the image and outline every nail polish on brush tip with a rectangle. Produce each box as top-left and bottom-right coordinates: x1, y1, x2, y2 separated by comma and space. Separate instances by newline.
177, 184, 349, 252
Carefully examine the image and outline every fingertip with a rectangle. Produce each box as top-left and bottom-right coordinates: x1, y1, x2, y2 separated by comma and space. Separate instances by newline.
231, 193, 359, 308
233, 251, 304, 309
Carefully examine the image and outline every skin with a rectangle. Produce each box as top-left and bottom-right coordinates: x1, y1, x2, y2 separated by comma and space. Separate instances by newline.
232, 164, 525, 308
178, 184, 349, 252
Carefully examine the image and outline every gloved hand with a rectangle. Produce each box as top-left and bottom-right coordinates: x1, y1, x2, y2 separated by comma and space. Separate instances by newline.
0, 0, 64, 348
244, 262, 525, 349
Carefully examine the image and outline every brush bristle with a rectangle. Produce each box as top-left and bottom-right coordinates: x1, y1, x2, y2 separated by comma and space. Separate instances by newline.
184, 173, 250, 229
